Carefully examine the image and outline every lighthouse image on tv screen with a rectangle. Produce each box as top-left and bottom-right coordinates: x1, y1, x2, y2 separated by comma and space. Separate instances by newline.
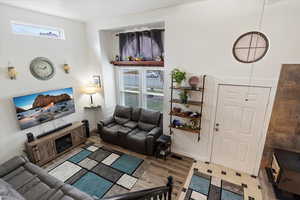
13, 87, 75, 130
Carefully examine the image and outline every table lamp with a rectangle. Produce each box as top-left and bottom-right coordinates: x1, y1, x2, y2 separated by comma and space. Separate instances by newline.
82, 84, 100, 105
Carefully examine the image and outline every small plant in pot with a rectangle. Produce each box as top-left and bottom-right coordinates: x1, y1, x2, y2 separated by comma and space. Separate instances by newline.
179, 91, 188, 104
172, 68, 186, 87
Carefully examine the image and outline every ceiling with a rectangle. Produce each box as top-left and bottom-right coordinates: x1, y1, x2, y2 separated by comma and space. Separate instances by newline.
0, 0, 201, 22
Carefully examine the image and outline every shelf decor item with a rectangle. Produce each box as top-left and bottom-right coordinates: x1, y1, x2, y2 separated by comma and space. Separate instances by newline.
171, 68, 186, 87
179, 91, 188, 104
188, 76, 200, 89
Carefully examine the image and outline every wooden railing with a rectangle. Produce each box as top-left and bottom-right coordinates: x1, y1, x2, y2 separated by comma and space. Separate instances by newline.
101, 176, 173, 200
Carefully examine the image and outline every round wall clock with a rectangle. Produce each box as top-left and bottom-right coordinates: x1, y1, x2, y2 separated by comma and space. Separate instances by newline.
30, 57, 55, 80
233, 31, 269, 63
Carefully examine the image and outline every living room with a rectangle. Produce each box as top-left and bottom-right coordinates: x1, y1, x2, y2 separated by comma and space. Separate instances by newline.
0, 0, 300, 200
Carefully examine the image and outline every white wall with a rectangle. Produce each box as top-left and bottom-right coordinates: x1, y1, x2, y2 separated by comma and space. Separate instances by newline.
0, 4, 99, 163
87, 0, 300, 175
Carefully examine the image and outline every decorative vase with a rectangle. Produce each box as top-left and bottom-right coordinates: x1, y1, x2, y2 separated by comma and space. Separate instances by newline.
175, 82, 181, 88
189, 76, 200, 89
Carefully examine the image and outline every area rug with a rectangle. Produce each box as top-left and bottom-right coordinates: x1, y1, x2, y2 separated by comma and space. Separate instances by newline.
48, 145, 144, 199
184, 169, 244, 200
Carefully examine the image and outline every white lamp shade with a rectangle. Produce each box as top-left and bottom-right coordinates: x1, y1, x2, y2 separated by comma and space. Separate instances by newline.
82, 84, 100, 95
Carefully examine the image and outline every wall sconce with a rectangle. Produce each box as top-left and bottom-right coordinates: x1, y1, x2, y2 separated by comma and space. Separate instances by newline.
8, 66, 17, 80
63, 64, 71, 74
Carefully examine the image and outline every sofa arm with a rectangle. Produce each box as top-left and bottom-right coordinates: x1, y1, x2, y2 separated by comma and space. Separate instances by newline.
146, 127, 162, 155
0, 156, 28, 178
100, 116, 114, 126
147, 127, 162, 137
98, 117, 115, 131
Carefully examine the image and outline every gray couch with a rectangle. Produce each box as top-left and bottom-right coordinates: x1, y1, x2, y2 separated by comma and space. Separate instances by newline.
97, 105, 163, 155
0, 156, 94, 200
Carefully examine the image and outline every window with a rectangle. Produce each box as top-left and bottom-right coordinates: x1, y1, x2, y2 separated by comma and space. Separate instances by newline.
11, 21, 65, 40
117, 68, 164, 111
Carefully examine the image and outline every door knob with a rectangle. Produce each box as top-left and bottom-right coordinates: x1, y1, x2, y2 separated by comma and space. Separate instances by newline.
216, 123, 219, 126
215, 128, 219, 131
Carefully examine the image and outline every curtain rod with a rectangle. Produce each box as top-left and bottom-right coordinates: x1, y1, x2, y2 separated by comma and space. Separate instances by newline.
115, 29, 165, 36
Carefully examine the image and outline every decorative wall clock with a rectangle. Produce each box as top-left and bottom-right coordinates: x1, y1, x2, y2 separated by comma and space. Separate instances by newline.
30, 57, 55, 80
233, 31, 269, 63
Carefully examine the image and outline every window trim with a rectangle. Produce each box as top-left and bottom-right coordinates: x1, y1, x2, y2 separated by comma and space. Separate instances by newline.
11, 21, 65, 40
116, 67, 164, 111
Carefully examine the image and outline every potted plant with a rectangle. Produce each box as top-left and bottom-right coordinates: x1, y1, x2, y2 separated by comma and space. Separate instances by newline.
179, 91, 188, 104
172, 68, 186, 87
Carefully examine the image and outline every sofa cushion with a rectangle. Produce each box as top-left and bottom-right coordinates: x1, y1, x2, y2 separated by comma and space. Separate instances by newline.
114, 116, 129, 125
126, 129, 148, 154
123, 121, 138, 129
114, 105, 132, 119
0, 179, 25, 200
138, 122, 156, 131
2, 166, 36, 189
24, 162, 63, 188
0, 156, 27, 178
139, 109, 161, 125
132, 108, 141, 122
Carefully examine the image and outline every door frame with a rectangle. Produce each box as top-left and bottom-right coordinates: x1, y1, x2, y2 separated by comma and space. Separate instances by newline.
207, 77, 277, 176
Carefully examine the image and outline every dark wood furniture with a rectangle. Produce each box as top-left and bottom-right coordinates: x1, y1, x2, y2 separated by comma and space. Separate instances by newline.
268, 148, 300, 196
156, 135, 172, 160
110, 61, 164, 67
25, 122, 87, 166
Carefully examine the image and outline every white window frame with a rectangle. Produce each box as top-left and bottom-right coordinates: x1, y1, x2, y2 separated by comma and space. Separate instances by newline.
115, 67, 164, 111
11, 21, 65, 40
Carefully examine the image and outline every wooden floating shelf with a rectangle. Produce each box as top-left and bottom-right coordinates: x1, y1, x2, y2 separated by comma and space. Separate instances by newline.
171, 99, 203, 106
171, 86, 203, 91
169, 125, 200, 134
111, 61, 164, 67
169, 112, 201, 120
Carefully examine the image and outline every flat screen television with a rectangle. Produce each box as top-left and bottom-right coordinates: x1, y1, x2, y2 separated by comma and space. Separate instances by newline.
13, 87, 75, 130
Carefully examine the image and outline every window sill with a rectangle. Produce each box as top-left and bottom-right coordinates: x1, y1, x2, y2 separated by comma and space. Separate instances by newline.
111, 61, 164, 67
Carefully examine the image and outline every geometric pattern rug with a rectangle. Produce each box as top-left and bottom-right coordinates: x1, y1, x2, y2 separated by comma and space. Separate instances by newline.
184, 169, 244, 200
48, 145, 144, 199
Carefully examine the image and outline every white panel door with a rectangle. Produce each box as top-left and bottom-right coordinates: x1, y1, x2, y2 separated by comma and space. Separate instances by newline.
211, 85, 270, 174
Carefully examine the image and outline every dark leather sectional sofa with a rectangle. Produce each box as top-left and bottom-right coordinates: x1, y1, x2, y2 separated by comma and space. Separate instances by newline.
97, 105, 163, 155
0, 156, 94, 200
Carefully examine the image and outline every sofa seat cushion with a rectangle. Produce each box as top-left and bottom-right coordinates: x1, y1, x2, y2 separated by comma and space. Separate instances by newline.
126, 129, 148, 153
114, 116, 129, 125
123, 121, 138, 129
106, 122, 117, 128
103, 124, 124, 133
118, 126, 132, 135
0, 179, 25, 200
2, 166, 36, 190
138, 122, 156, 131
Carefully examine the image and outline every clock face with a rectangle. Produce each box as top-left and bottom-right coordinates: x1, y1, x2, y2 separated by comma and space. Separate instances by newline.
30, 57, 55, 80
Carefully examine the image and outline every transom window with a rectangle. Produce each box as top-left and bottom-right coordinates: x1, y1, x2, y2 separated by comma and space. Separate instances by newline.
11, 21, 65, 40
116, 68, 164, 111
